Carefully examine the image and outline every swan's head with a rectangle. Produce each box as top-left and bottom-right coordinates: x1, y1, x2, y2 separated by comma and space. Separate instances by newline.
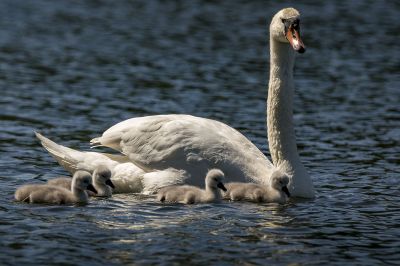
72, 170, 98, 194
93, 165, 115, 189
270, 7, 305, 53
205, 169, 227, 192
270, 171, 291, 198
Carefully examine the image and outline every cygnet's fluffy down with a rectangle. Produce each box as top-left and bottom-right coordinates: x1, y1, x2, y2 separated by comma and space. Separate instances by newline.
224, 172, 291, 203
46, 176, 71, 190
14, 171, 97, 204
157, 169, 227, 204
47, 165, 115, 197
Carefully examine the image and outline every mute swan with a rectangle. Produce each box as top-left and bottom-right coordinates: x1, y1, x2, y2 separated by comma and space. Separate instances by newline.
224, 170, 290, 203
15, 171, 97, 204
47, 165, 115, 197
36, 7, 314, 198
157, 169, 227, 204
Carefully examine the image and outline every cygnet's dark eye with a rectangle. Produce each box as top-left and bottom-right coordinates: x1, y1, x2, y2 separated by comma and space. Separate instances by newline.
281, 18, 287, 24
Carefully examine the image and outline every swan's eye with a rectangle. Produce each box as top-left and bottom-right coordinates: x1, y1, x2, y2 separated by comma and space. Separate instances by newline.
292, 19, 300, 30
281, 18, 287, 24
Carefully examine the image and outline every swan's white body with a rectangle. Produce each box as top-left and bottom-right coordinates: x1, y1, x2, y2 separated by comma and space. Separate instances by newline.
35, 8, 314, 198
91, 114, 277, 186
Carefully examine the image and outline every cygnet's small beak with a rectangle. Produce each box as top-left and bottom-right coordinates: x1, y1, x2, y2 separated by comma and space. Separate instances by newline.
87, 184, 98, 194
105, 179, 115, 189
217, 182, 227, 192
282, 186, 291, 197
286, 25, 306, 53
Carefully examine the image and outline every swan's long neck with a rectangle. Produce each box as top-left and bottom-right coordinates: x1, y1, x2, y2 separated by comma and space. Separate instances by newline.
267, 38, 298, 171
267, 38, 314, 197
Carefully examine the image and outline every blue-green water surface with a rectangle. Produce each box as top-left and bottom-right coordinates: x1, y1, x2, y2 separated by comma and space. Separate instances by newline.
0, 1, 399, 265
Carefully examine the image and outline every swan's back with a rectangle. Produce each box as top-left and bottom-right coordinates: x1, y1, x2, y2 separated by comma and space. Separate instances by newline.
92, 115, 275, 186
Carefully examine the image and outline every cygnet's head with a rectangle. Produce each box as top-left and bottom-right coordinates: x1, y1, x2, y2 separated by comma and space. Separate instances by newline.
93, 165, 114, 189
270, 7, 305, 53
205, 169, 227, 192
270, 171, 291, 198
72, 170, 98, 194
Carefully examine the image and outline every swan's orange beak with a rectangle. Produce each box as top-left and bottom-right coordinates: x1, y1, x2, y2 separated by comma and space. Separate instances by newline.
286, 25, 306, 53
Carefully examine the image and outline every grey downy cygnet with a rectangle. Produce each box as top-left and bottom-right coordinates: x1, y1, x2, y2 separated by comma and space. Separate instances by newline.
224, 172, 291, 203
14, 170, 97, 204
157, 169, 227, 204
47, 165, 114, 197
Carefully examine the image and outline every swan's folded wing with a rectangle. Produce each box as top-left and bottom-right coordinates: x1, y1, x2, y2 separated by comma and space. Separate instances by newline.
118, 116, 218, 170
90, 115, 271, 176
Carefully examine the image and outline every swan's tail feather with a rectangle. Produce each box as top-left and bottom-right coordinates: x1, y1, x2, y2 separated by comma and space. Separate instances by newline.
35, 132, 82, 174
89, 137, 103, 148
36, 132, 132, 176
90, 133, 124, 153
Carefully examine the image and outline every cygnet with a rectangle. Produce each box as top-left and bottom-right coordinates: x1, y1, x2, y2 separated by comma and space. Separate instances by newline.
47, 165, 114, 197
224, 172, 291, 203
157, 169, 227, 204
15, 170, 97, 204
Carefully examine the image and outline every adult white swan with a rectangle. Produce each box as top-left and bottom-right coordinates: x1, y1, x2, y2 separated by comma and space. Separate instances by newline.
36, 7, 315, 198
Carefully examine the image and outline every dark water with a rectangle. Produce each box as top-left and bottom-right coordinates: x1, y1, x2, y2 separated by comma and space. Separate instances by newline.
1, 0, 399, 265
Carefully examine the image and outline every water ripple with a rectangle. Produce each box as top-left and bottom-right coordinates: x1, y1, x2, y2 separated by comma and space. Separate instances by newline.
0, 0, 399, 265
